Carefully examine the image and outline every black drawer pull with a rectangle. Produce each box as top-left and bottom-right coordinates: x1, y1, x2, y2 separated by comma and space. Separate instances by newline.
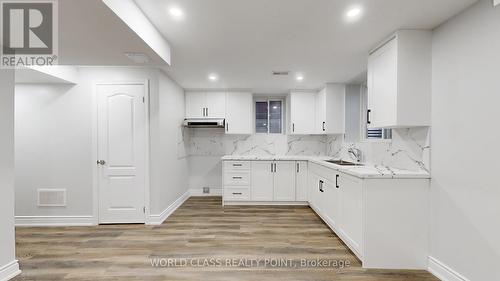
232, 177, 243, 179
232, 192, 243, 195
233, 164, 243, 167
336, 175, 339, 188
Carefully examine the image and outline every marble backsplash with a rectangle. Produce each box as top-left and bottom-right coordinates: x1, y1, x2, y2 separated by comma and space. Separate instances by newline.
186, 127, 430, 173
187, 128, 328, 157
327, 127, 431, 172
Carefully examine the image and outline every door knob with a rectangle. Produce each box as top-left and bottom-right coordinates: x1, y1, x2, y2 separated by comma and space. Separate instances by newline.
97, 160, 106, 165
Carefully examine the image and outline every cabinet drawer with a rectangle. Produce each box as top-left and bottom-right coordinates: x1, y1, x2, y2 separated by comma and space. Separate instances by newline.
224, 171, 251, 186
224, 187, 250, 201
224, 161, 251, 170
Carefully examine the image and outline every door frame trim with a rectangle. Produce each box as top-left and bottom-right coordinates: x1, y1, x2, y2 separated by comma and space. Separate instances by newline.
92, 80, 151, 225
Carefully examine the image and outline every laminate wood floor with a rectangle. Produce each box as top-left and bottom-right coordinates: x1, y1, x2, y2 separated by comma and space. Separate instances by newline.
14, 197, 437, 281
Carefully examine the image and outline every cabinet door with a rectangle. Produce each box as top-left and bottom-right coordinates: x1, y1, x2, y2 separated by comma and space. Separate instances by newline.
367, 38, 398, 128
206, 91, 226, 118
315, 89, 327, 133
321, 178, 340, 229
251, 161, 274, 201
324, 84, 345, 134
338, 173, 363, 253
308, 173, 322, 212
185, 91, 206, 118
273, 161, 296, 201
295, 161, 308, 201
290, 92, 316, 134
226, 92, 253, 134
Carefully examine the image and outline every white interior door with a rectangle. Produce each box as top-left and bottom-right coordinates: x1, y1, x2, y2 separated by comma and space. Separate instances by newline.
97, 83, 146, 224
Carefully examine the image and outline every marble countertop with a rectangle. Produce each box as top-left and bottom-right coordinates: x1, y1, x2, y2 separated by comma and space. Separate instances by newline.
221, 155, 431, 179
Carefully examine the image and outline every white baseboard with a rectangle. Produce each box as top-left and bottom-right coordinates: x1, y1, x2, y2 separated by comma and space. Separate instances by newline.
15, 215, 95, 227
147, 190, 190, 225
0, 260, 21, 281
428, 256, 470, 281
223, 201, 308, 206
189, 188, 222, 196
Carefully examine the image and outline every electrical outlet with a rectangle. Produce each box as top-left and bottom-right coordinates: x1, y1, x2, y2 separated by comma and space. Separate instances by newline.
203, 187, 210, 194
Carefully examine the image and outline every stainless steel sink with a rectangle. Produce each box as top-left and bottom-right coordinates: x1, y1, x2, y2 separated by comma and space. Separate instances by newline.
325, 160, 363, 166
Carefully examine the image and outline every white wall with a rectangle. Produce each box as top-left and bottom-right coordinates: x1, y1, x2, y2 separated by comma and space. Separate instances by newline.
15, 67, 189, 222
430, 0, 500, 280
15, 83, 93, 217
0, 69, 20, 279
149, 71, 189, 213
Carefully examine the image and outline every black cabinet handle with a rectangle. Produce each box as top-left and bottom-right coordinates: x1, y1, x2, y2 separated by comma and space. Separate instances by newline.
226, 122, 229, 132
292, 123, 295, 132
322, 122, 325, 131
319, 180, 324, 192
367, 109, 371, 125
296, 163, 300, 173
232, 192, 242, 195
206, 107, 209, 116
336, 175, 339, 188
233, 177, 242, 179
274, 163, 277, 173
271, 163, 273, 173
233, 163, 242, 167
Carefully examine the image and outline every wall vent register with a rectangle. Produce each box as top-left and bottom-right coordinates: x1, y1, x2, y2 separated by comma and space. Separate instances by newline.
38, 189, 67, 207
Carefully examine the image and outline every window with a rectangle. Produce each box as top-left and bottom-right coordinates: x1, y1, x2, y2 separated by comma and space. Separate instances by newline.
360, 86, 392, 141
255, 99, 283, 134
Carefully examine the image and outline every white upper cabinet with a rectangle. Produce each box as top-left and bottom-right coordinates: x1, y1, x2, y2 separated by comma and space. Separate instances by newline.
185, 91, 206, 118
316, 84, 345, 134
225, 92, 253, 134
288, 85, 345, 135
185, 91, 226, 118
289, 91, 316, 134
367, 30, 431, 128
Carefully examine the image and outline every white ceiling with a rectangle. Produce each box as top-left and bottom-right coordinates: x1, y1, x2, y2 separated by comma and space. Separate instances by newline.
57, 0, 164, 65
135, 0, 477, 92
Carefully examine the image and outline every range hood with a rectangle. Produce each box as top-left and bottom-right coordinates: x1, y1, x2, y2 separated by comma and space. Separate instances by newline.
183, 118, 225, 128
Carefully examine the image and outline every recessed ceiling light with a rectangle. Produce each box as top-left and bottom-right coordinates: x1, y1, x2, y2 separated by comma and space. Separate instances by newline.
345, 7, 363, 21
296, 74, 304, 81
169, 7, 184, 19
208, 73, 218, 82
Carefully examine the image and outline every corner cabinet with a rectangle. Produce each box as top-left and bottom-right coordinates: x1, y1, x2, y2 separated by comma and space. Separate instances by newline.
367, 30, 431, 128
185, 91, 226, 118
316, 84, 345, 134
288, 84, 345, 135
289, 91, 316, 134
225, 91, 253, 135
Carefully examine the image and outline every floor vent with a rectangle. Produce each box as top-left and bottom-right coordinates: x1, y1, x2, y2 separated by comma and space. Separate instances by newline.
38, 189, 67, 207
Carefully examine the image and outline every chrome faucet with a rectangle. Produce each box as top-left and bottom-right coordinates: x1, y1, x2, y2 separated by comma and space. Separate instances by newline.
348, 147, 363, 163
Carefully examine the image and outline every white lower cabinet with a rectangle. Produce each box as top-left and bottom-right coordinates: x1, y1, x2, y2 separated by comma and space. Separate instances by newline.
224, 159, 428, 270
337, 172, 363, 257
308, 163, 429, 269
224, 160, 306, 203
295, 161, 308, 201
273, 161, 296, 201
250, 161, 274, 201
